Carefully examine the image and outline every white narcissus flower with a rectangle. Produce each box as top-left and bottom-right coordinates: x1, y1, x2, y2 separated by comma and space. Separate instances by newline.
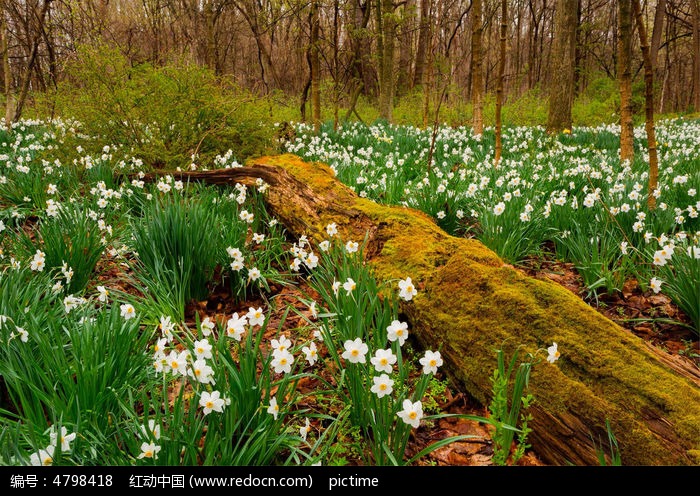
226, 312, 247, 341
189, 359, 216, 385
271, 350, 294, 374
137, 442, 161, 460
267, 397, 279, 419
387, 320, 409, 347
193, 338, 213, 360
342, 278, 356, 295
299, 418, 311, 442
371, 374, 394, 398
247, 307, 265, 327
341, 338, 368, 364
302, 342, 318, 366
345, 240, 359, 253
649, 277, 663, 294
398, 277, 418, 301
50, 426, 77, 452
370, 348, 397, 374
199, 390, 225, 415
140, 419, 161, 440
120, 303, 136, 320
29, 445, 55, 466
547, 342, 561, 364
397, 399, 423, 428
200, 317, 216, 336
419, 350, 443, 375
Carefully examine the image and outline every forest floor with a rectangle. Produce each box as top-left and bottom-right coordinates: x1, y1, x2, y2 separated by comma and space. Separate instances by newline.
164, 249, 698, 467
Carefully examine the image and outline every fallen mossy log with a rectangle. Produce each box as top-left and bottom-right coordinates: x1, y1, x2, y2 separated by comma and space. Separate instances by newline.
140, 154, 700, 466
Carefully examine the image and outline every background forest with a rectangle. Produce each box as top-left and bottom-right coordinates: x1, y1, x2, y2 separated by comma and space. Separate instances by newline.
1, 0, 698, 133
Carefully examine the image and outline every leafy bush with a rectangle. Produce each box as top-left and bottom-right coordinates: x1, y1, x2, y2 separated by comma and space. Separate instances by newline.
44, 44, 276, 169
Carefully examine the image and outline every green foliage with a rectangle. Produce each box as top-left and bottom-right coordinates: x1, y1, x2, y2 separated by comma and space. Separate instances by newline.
44, 44, 276, 169
488, 347, 535, 466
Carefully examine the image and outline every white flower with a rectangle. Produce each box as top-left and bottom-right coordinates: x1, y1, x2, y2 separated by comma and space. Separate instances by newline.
299, 418, 311, 442
302, 342, 318, 366
325, 223, 338, 237
166, 350, 188, 376
271, 350, 294, 374
341, 338, 368, 364
319, 240, 330, 252
30, 250, 45, 272
649, 277, 663, 294
226, 312, 247, 341
193, 338, 213, 360
16, 326, 29, 342
371, 374, 394, 398
247, 307, 265, 327
370, 348, 397, 374
158, 315, 175, 341
267, 396, 280, 419
493, 202, 506, 216
387, 320, 409, 346
189, 359, 216, 384
140, 419, 161, 440
96, 285, 109, 302
547, 342, 561, 364
248, 267, 262, 281
397, 399, 423, 428
200, 317, 216, 336
398, 277, 418, 301
345, 240, 359, 253
226, 246, 243, 259
137, 442, 161, 460
252, 232, 265, 244
332, 279, 341, 296
342, 278, 356, 295
199, 390, 225, 415
271, 334, 292, 355
50, 426, 77, 452
419, 350, 443, 375
29, 445, 55, 466
120, 303, 136, 320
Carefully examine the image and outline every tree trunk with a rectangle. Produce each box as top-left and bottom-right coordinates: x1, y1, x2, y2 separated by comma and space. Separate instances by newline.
378, 0, 395, 122
618, 0, 635, 163
631, 0, 659, 211
14, 0, 52, 123
413, 0, 431, 88
138, 155, 700, 466
1, 0, 12, 130
397, 0, 415, 92
471, 0, 484, 136
494, 0, 506, 167
692, 0, 700, 110
546, 0, 578, 134
310, 0, 321, 133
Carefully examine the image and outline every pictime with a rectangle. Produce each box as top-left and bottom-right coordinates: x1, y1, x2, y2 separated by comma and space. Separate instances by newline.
328, 475, 379, 490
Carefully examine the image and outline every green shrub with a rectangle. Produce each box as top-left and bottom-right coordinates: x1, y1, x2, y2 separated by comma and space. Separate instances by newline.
42, 44, 277, 169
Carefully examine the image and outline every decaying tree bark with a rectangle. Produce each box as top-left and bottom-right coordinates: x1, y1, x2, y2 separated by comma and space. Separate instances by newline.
140, 155, 700, 466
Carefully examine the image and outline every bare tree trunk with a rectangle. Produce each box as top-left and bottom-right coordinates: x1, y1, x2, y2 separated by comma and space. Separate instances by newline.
618, 0, 635, 163
14, 0, 52, 124
397, 0, 415, 92
546, 0, 578, 133
378, 0, 396, 122
1, 0, 12, 130
494, 0, 506, 167
650, 0, 666, 70
310, 0, 321, 133
413, 0, 431, 88
332, 0, 340, 130
692, 0, 700, 110
471, 0, 484, 136
631, 0, 659, 210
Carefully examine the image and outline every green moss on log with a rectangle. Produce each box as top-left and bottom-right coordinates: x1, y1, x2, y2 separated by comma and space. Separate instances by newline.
249, 154, 700, 465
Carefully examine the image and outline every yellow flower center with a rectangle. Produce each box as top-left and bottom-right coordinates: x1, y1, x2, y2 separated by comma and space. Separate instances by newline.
351, 349, 359, 357
144, 450, 153, 458
170, 361, 178, 369
194, 369, 201, 376
380, 358, 387, 365
205, 401, 213, 409
429, 359, 436, 367
408, 412, 417, 420
379, 384, 387, 391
